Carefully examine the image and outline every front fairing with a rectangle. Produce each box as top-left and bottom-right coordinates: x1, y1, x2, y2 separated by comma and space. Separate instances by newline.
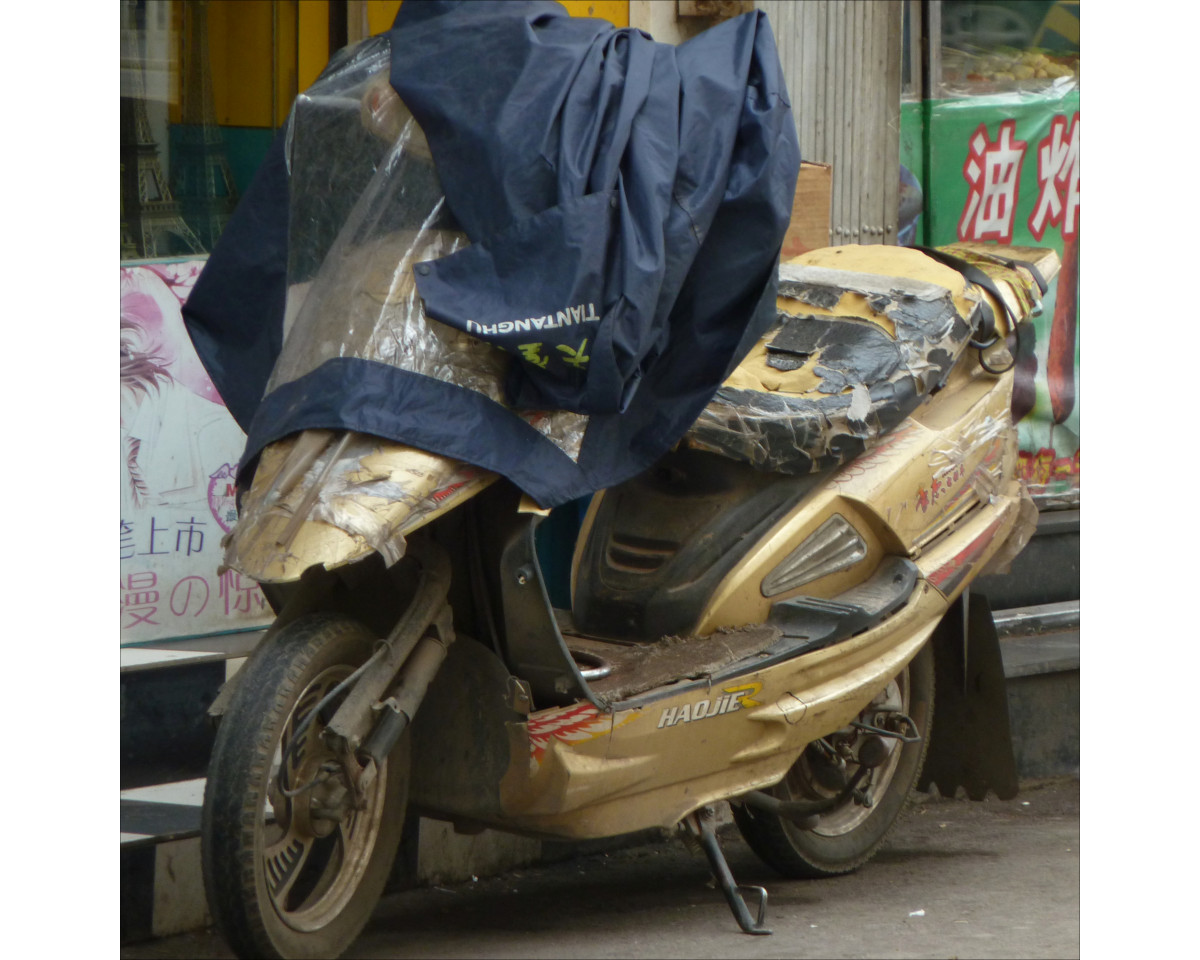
225, 37, 583, 581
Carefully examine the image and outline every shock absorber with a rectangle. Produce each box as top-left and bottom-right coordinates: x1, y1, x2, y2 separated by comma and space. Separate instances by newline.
359, 608, 456, 770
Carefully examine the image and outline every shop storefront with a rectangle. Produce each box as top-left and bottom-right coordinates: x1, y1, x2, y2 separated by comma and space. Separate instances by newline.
120, 0, 635, 646
901, 0, 1080, 510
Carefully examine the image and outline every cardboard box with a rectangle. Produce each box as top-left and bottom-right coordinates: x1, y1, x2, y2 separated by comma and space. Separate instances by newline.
780, 161, 832, 260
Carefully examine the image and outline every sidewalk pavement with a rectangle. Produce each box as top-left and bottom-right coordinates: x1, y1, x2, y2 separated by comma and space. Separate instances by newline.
122, 776, 1080, 960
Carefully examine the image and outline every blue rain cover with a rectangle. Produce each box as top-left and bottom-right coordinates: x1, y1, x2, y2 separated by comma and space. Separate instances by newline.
183, 0, 799, 508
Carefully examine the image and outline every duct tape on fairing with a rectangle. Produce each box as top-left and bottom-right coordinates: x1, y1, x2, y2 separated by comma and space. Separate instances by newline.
224, 430, 489, 573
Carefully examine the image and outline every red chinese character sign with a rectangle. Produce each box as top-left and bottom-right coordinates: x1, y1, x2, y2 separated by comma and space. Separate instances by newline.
1028, 112, 1079, 242
120, 261, 273, 643
920, 82, 1080, 505
959, 120, 1027, 244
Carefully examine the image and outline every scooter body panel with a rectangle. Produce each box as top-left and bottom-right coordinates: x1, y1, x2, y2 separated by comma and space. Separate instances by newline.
496, 585, 944, 838
696, 367, 1022, 631
226, 431, 497, 583
490, 471, 1026, 839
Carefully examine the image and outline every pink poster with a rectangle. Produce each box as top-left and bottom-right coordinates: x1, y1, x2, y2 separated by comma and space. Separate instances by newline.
120, 260, 272, 644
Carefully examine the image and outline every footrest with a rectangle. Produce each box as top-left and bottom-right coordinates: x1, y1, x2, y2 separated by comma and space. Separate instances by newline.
767, 556, 918, 650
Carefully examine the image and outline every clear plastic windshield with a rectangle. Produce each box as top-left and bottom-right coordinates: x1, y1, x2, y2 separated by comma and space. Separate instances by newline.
270, 35, 587, 459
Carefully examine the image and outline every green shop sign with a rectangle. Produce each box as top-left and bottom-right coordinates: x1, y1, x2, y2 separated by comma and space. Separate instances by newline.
902, 80, 1079, 504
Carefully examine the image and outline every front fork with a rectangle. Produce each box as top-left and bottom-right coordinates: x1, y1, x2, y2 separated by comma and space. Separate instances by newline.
285, 540, 458, 809
327, 606, 455, 807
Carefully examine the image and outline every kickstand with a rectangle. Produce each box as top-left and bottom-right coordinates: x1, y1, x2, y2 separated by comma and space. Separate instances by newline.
685, 807, 772, 935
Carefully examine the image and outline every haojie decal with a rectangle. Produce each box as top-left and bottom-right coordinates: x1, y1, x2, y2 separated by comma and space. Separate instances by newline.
656, 682, 763, 729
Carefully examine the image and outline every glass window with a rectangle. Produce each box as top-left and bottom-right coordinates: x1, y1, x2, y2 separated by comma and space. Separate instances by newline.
939, 0, 1079, 96
119, 1, 631, 263
120, 0, 309, 261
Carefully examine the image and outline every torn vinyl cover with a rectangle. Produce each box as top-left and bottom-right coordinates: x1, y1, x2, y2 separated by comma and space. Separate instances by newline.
181, 0, 800, 509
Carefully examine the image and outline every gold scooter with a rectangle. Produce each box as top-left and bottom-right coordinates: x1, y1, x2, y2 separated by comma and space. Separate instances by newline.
198, 48, 1058, 960
202, 243, 1056, 958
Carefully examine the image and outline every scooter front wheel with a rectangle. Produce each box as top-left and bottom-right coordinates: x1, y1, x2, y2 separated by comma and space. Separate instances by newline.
733, 640, 934, 878
202, 613, 410, 959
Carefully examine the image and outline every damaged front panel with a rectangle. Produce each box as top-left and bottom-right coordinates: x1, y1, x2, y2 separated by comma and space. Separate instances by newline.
224, 430, 496, 582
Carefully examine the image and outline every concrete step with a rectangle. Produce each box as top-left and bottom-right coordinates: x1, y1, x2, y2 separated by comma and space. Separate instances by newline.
995, 601, 1080, 782
975, 509, 1080, 609
994, 600, 1080, 780
121, 636, 258, 943
121, 632, 263, 790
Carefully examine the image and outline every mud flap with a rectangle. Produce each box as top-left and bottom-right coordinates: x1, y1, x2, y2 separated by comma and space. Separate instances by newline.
917, 592, 1019, 801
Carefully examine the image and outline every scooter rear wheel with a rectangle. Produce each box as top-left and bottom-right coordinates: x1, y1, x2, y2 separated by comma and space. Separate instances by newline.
202, 613, 410, 959
732, 640, 933, 878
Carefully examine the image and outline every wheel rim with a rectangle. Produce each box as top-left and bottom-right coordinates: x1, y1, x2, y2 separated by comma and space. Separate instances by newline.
783, 667, 912, 837
257, 665, 389, 934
